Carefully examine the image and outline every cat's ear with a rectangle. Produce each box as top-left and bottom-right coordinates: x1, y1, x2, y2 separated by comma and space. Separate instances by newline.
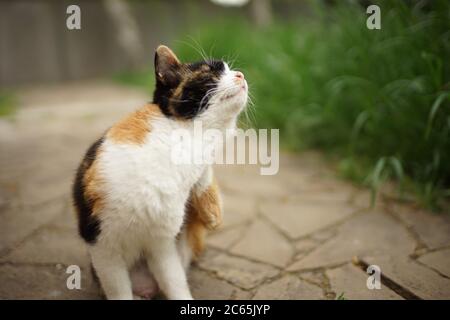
154, 45, 181, 86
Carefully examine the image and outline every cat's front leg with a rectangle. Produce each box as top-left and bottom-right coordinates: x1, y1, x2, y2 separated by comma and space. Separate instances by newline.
146, 237, 193, 300
90, 246, 133, 300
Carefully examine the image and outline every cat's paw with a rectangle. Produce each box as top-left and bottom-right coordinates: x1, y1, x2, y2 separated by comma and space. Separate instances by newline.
202, 209, 222, 230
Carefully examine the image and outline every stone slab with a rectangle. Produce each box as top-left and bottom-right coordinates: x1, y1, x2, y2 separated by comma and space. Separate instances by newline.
0, 263, 101, 299
288, 212, 415, 271
261, 200, 357, 240
230, 219, 294, 268
363, 255, 450, 300
326, 263, 403, 300
417, 248, 450, 278
252, 274, 324, 300
198, 253, 279, 290
189, 268, 251, 300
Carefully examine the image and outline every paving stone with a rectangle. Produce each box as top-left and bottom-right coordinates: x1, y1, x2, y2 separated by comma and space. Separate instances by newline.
0, 199, 66, 254
273, 170, 317, 193
230, 219, 294, 267
417, 249, 450, 278
215, 165, 289, 199
252, 275, 324, 300
298, 271, 327, 288
19, 171, 71, 207
189, 267, 251, 300
221, 193, 257, 228
393, 204, 450, 249
195, 247, 223, 263
288, 212, 415, 271
283, 178, 356, 204
279, 151, 335, 178
261, 200, 357, 239
273, 160, 339, 197
0, 264, 101, 299
350, 190, 376, 209
326, 263, 402, 300
362, 255, 450, 300
50, 204, 78, 231
294, 238, 318, 253
0, 226, 90, 269
206, 225, 247, 250
198, 253, 279, 290
310, 228, 337, 243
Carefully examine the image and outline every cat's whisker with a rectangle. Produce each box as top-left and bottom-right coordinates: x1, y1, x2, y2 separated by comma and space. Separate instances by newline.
207, 43, 216, 64
182, 37, 210, 64
216, 85, 239, 99
199, 87, 222, 108
247, 91, 256, 104
243, 108, 251, 127
193, 39, 212, 65
226, 52, 240, 70
200, 89, 217, 104
246, 100, 257, 118
244, 91, 257, 123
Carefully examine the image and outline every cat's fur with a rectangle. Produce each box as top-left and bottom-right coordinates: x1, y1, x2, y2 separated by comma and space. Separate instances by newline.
72, 45, 248, 300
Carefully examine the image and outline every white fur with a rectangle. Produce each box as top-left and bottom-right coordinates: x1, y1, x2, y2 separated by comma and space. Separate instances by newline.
89, 63, 247, 300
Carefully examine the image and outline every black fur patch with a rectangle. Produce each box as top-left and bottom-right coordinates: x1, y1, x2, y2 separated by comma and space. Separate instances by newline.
72, 137, 104, 244
153, 60, 225, 119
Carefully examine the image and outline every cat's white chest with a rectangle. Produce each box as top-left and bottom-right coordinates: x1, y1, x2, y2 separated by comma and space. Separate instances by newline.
98, 125, 206, 239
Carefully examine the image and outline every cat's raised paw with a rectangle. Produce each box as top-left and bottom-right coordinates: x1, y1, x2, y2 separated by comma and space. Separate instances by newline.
203, 211, 222, 230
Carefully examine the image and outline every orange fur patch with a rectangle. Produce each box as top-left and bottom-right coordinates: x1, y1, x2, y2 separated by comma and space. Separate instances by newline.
186, 178, 222, 258
107, 104, 161, 145
83, 154, 104, 216
185, 204, 207, 259
193, 180, 222, 227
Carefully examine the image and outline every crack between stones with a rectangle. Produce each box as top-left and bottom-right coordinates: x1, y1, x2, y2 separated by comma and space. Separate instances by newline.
224, 219, 255, 250
193, 262, 280, 292
353, 257, 422, 300
384, 202, 428, 253
203, 245, 284, 270
411, 244, 450, 258
413, 258, 450, 281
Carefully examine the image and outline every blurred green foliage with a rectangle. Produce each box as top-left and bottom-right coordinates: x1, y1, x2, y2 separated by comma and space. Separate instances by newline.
0, 93, 16, 118
117, 1, 450, 211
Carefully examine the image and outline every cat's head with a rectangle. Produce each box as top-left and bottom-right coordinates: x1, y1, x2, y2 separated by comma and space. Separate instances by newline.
153, 45, 247, 125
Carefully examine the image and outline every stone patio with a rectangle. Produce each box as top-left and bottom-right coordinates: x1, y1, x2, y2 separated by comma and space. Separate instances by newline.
1, 81, 450, 300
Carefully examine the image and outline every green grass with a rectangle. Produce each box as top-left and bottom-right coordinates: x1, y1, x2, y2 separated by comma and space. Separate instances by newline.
116, 1, 450, 211
0, 93, 16, 118
336, 292, 347, 300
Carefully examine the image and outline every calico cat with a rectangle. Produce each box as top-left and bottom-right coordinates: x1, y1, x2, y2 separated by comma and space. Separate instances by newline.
72, 45, 248, 300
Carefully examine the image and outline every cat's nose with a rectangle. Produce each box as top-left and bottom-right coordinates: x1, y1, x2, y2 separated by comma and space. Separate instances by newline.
235, 71, 245, 80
